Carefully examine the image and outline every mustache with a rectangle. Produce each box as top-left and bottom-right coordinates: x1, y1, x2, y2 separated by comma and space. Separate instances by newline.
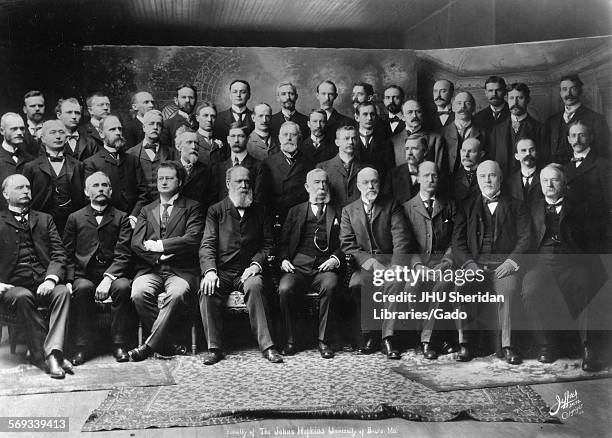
510, 105, 524, 110
434, 97, 446, 102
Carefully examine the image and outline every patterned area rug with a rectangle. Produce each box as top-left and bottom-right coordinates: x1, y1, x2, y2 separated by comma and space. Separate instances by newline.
393, 351, 612, 392
82, 349, 558, 431
0, 358, 175, 396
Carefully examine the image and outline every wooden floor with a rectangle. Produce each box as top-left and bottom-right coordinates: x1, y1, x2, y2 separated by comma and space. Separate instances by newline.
0, 327, 611, 438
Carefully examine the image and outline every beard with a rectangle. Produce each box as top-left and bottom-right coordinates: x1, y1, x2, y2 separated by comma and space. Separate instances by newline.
386, 103, 401, 114
180, 101, 194, 114
363, 190, 378, 202
310, 192, 330, 204
108, 136, 126, 151
521, 155, 536, 167
229, 189, 253, 208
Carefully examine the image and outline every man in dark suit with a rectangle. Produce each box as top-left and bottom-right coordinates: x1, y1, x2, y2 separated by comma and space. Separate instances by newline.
127, 109, 175, 202
473, 76, 510, 132
83, 92, 111, 148
270, 82, 309, 140
277, 168, 343, 358
451, 138, 484, 205
340, 167, 414, 359
383, 134, 426, 204
544, 74, 610, 163
522, 164, 606, 371
124, 91, 155, 149
0, 174, 72, 378
504, 138, 543, 205
213, 79, 254, 141
63, 171, 136, 365
441, 91, 484, 177
0, 113, 35, 208
316, 125, 363, 207
351, 82, 375, 114
487, 83, 543, 176
427, 79, 455, 132
195, 102, 227, 167
299, 110, 336, 164
128, 161, 204, 361
379, 85, 405, 140
453, 160, 531, 365
316, 80, 353, 139
246, 103, 279, 161
22, 90, 46, 157
174, 127, 212, 212
23, 120, 86, 235
84, 115, 149, 228
160, 83, 198, 149
199, 165, 282, 365
354, 102, 395, 181
56, 98, 99, 162
260, 121, 313, 224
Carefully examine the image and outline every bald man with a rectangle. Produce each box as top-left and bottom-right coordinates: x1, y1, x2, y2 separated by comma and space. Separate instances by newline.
428, 79, 455, 132
124, 91, 156, 148
0, 112, 35, 208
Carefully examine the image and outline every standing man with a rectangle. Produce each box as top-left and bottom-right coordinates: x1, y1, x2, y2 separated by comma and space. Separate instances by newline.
174, 127, 213, 211
473, 76, 510, 131
0, 174, 71, 378
300, 110, 336, 164
214, 79, 254, 141
504, 138, 542, 205
316, 80, 352, 139
23, 120, 86, 235
380, 85, 405, 139
544, 74, 610, 163
84, 92, 111, 148
270, 82, 309, 140
128, 161, 204, 361
247, 103, 279, 161
160, 84, 198, 149
22, 90, 46, 157
278, 168, 343, 358
354, 102, 395, 181
384, 134, 427, 204
351, 82, 375, 113
63, 171, 135, 365
428, 79, 455, 132
56, 98, 99, 162
195, 102, 227, 167
124, 91, 156, 149
0, 113, 34, 205
199, 166, 282, 365
452, 138, 484, 205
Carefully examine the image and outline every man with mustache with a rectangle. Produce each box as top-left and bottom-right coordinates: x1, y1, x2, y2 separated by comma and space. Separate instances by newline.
0, 174, 71, 378
62, 171, 136, 365
0, 112, 35, 208
354, 102, 395, 181
316, 80, 353, 140
473, 76, 510, 131
504, 138, 543, 205
213, 79, 255, 141
129, 161, 204, 361
453, 160, 531, 364
174, 126, 213, 211
83, 115, 149, 228
260, 122, 313, 224
199, 165, 282, 365
341, 167, 415, 359
299, 110, 336, 164
487, 83, 543, 177
427, 79, 455, 132
246, 103, 279, 161
23, 120, 86, 236
277, 168, 343, 358
123, 91, 156, 149
22, 90, 46, 157
451, 138, 484, 204
84, 92, 111, 148
269, 82, 309, 140
380, 85, 405, 139
384, 134, 427, 204
56, 98, 99, 162
544, 74, 610, 163
127, 109, 175, 202
195, 102, 227, 167
160, 83, 199, 149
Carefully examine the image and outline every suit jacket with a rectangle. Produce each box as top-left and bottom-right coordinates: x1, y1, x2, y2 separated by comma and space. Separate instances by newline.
131, 196, 204, 289
440, 122, 485, 176
379, 113, 406, 140
199, 197, 273, 274
246, 131, 280, 161
82, 120, 104, 147
22, 126, 43, 157
83, 148, 149, 216
160, 112, 198, 149
544, 105, 611, 163
212, 153, 264, 204
127, 142, 176, 201
279, 201, 343, 264
403, 194, 456, 267
473, 104, 510, 132
452, 192, 531, 267
316, 155, 363, 207
123, 116, 145, 149
340, 195, 415, 268
299, 137, 336, 164
260, 151, 314, 222
486, 115, 543, 176
62, 205, 133, 282
180, 161, 213, 212
0, 147, 34, 208
505, 169, 542, 205
426, 110, 455, 133
213, 108, 254, 142
391, 129, 446, 174
195, 133, 228, 166
270, 110, 310, 140
0, 209, 67, 283
451, 167, 480, 205
383, 163, 419, 204
23, 155, 87, 215
64, 130, 100, 162
324, 109, 353, 140
354, 133, 395, 181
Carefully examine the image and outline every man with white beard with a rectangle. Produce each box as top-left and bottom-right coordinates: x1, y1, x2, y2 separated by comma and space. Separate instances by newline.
199, 165, 282, 365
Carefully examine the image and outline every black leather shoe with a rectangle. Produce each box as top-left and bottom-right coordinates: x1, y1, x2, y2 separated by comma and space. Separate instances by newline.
537, 345, 558, 363
128, 344, 152, 362
318, 341, 334, 359
202, 349, 224, 365
46, 353, 65, 379
422, 342, 438, 360
582, 346, 602, 372
70, 350, 90, 366
280, 343, 297, 356
113, 346, 130, 362
456, 343, 474, 362
359, 337, 380, 355
168, 343, 187, 356
382, 338, 401, 360
263, 348, 283, 363
61, 357, 74, 374
502, 347, 522, 365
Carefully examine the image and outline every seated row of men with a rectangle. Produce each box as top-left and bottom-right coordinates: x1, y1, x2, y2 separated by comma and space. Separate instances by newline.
0, 146, 605, 379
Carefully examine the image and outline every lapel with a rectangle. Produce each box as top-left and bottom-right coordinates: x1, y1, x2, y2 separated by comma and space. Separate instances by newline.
431, 197, 443, 219
470, 195, 485, 249
446, 125, 459, 169
532, 198, 546, 245
36, 156, 53, 177
509, 172, 524, 200
1, 209, 21, 230
411, 196, 429, 219
353, 201, 371, 251
98, 206, 114, 229
325, 203, 337, 240
102, 149, 119, 167
571, 152, 597, 179
164, 197, 184, 236
333, 155, 348, 178
493, 196, 509, 242
28, 210, 40, 232
370, 198, 383, 224
84, 206, 99, 228
224, 197, 242, 222
147, 200, 161, 236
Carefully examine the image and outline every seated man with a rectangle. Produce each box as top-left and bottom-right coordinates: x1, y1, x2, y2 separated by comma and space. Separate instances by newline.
199, 166, 282, 365
63, 171, 136, 365
384, 133, 427, 204
0, 174, 72, 378
128, 161, 204, 361
278, 168, 343, 358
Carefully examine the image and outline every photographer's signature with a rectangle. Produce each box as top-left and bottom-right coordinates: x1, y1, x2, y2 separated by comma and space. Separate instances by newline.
549, 388, 584, 419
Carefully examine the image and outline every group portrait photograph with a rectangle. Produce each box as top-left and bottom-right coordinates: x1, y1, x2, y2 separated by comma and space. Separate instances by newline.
0, 0, 611, 437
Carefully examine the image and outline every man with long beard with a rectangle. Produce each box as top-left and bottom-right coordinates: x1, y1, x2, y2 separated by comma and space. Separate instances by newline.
199, 165, 282, 365
174, 127, 212, 211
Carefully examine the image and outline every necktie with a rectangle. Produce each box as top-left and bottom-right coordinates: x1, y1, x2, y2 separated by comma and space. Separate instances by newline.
66, 133, 79, 142
286, 155, 295, 166
563, 110, 575, 124
523, 175, 532, 197
342, 161, 351, 174
484, 197, 499, 204
364, 203, 373, 222
437, 111, 451, 116
93, 210, 105, 217
313, 140, 320, 149
363, 136, 371, 149
161, 203, 170, 230
184, 163, 193, 175
512, 120, 521, 133
546, 201, 562, 215
47, 153, 64, 162
389, 116, 401, 123
108, 151, 119, 160
144, 143, 158, 151
466, 170, 475, 185
233, 156, 240, 166
234, 111, 244, 122
424, 199, 433, 216
493, 111, 500, 120
571, 156, 584, 163
11, 209, 29, 227
316, 203, 325, 220
10, 149, 19, 163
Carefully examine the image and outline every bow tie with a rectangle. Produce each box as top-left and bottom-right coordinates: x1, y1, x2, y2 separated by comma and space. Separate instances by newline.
389, 116, 401, 123
545, 201, 562, 214
571, 156, 584, 163
92, 209, 105, 217
437, 111, 451, 116
144, 143, 158, 150
66, 133, 79, 141
10, 208, 29, 217
484, 197, 499, 205
47, 154, 65, 162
